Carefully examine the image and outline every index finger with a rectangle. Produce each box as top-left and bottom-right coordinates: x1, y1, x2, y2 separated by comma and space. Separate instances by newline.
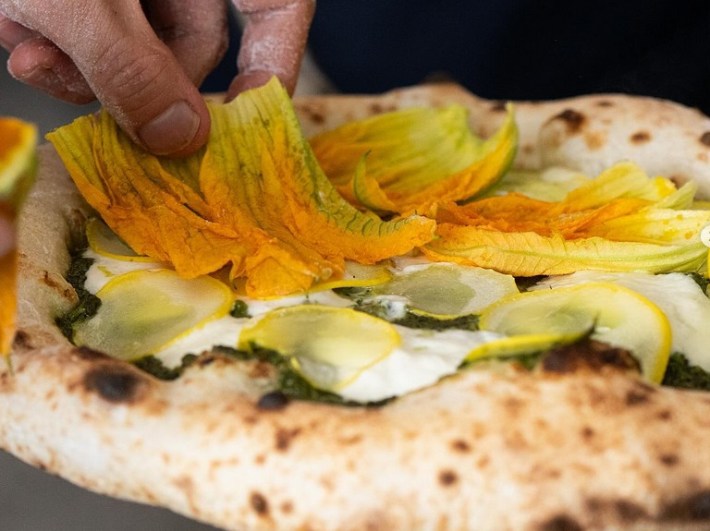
229, 0, 315, 98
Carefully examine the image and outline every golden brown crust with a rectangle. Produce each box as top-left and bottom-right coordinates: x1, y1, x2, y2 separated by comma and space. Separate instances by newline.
3, 86, 710, 530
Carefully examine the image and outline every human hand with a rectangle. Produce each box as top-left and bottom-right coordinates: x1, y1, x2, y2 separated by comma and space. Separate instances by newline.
0, 0, 315, 156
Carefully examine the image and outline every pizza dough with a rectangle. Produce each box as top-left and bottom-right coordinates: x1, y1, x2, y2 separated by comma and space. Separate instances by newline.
3, 84, 710, 530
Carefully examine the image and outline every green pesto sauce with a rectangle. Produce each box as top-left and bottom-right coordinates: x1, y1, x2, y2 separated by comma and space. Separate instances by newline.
131, 340, 710, 404
514, 275, 547, 292
462, 350, 545, 372
332, 286, 371, 300
56, 253, 101, 341
133, 353, 198, 380
393, 311, 478, 331
216, 345, 359, 406
335, 288, 480, 331
133, 345, 386, 406
662, 352, 710, 391
60, 257, 710, 401
686, 272, 710, 294
229, 299, 250, 318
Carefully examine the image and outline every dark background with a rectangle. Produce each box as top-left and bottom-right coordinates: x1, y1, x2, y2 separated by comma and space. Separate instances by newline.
307, 0, 710, 113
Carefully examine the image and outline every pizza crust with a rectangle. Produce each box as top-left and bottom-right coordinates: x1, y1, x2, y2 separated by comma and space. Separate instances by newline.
3, 86, 710, 530
296, 84, 710, 197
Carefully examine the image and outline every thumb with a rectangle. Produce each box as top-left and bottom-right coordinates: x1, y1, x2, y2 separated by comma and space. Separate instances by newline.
50, 2, 210, 156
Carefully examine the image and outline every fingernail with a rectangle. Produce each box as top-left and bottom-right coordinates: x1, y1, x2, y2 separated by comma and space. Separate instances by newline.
138, 100, 200, 155
227, 71, 275, 101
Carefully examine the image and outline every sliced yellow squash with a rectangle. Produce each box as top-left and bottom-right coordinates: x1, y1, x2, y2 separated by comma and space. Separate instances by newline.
86, 217, 155, 262
239, 305, 400, 392
478, 282, 672, 382
532, 271, 710, 373
307, 261, 393, 292
465, 331, 587, 363
367, 262, 518, 318
73, 269, 233, 360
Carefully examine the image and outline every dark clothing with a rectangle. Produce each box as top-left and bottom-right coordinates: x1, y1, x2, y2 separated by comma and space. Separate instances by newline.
309, 0, 710, 113
206, 1, 710, 114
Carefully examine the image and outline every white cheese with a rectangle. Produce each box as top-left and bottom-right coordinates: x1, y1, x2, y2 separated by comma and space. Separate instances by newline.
338, 328, 504, 402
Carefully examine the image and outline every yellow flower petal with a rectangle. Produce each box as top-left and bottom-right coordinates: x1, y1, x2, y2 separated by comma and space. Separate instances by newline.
48, 78, 435, 298
427, 162, 710, 276
423, 225, 708, 275
0, 117, 37, 357
311, 103, 517, 214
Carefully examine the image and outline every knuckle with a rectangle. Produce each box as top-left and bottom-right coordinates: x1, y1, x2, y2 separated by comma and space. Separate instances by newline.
92, 39, 171, 113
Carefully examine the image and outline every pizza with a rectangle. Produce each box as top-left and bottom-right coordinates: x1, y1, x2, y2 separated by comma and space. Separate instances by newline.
3, 80, 710, 531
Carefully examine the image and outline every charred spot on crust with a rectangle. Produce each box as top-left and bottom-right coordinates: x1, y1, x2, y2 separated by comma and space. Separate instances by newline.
625, 390, 649, 405
369, 102, 397, 115
257, 391, 290, 411
196, 354, 217, 367
625, 381, 656, 406
657, 409, 673, 421
553, 109, 586, 133
83, 364, 146, 403
451, 439, 471, 453
541, 339, 640, 375
630, 131, 652, 144
41, 271, 62, 290
41, 271, 75, 300
489, 101, 507, 112
700, 132, 710, 147
438, 469, 459, 487
296, 105, 325, 125
250, 492, 269, 516
12, 330, 32, 350
659, 453, 680, 467
661, 491, 710, 521
275, 427, 302, 452
595, 100, 614, 107
248, 361, 276, 379
308, 110, 325, 125
337, 434, 363, 446
585, 498, 648, 523
615, 500, 647, 520
75, 346, 112, 362
280, 501, 294, 514
584, 131, 606, 150
538, 514, 583, 531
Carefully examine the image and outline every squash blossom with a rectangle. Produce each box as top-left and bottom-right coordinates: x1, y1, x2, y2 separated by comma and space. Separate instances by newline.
424, 162, 710, 276
0, 117, 37, 357
48, 80, 709, 299
48, 78, 436, 298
